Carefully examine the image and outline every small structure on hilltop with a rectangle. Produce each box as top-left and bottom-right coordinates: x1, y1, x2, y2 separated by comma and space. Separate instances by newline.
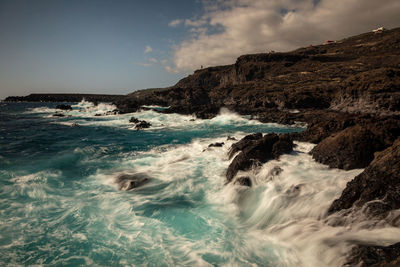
372, 27, 386, 34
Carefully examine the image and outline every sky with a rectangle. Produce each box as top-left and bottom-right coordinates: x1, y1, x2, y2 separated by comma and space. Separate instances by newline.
1, 0, 400, 99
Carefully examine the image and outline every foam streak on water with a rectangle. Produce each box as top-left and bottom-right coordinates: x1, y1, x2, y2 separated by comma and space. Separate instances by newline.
1, 101, 399, 266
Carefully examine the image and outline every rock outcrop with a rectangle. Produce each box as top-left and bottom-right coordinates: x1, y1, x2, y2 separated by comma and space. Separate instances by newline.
328, 138, 400, 218
226, 133, 293, 182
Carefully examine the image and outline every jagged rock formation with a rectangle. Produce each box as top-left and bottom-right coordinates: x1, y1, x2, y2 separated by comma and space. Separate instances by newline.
226, 133, 293, 183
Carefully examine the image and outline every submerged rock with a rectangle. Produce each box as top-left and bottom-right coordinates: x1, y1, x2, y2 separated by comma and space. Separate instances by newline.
226, 133, 293, 182
116, 173, 151, 191
56, 104, 72, 110
208, 142, 224, 148
52, 113, 65, 117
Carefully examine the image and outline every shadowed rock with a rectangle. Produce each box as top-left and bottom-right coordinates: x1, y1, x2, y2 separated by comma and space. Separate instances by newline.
129, 117, 140, 123
226, 133, 293, 182
328, 138, 400, 218
312, 119, 400, 170
135, 120, 151, 130
345, 242, 400, 267
234, 176, 252, 187
56, 104, 72, 110
116, 173, 151, 191
208, 142, 224, 148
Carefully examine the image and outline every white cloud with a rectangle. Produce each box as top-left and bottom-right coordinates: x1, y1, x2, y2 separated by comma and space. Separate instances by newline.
148, 58, 158, 63
168, 19, 183, 27
144, 45, 153, 54
169, 0, 400, 72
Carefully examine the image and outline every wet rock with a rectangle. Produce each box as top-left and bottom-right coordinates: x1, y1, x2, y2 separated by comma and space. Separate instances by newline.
311, 125, 381, 170
227, 136, 237, 141
312, 119, 400, 170
116, 173, 151, 191
226, 133, 293, 182
228, 133, 263, 159
129, 117, 140, 123
135, 120, 151, 130
266, 166, 283, 181
208, 142, 224, 148
328, 138, 400, 219
95, 109, 119, 116
345, 242, 400, 267
56, 104, 72, 110
234, 176, 252, 187
52, 113, 65, 117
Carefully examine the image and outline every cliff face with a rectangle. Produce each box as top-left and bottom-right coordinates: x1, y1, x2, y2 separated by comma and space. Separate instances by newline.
117, 27, 400, 117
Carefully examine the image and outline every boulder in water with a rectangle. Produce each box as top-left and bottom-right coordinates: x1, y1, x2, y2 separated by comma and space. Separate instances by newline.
116, 173, 151, 191
135, 120, 151, 130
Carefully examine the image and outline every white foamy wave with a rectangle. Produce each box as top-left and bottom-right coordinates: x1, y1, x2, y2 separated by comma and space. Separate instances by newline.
93, 137, 400, 266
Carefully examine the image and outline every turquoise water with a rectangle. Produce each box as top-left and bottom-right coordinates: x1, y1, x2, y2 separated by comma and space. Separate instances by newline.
2, 101, 393, 266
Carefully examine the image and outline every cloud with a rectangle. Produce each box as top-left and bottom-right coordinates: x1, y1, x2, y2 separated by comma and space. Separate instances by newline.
135, 57, 158, 67
148, 58, 158, 63
169, 0, 400, 72
144, 45, 152, 54
168, 19, 183, 27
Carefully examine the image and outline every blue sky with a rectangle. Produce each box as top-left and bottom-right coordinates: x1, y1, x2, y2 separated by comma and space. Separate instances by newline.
1, 0, 399, 99
0, 0, 201, 98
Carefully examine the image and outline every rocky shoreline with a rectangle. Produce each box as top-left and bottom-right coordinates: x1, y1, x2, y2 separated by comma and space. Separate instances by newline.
113, 27, 400, 266
5, 27, 400, 265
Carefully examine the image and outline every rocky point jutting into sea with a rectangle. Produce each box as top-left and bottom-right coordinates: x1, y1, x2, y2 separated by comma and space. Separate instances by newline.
3, 27, 400, 266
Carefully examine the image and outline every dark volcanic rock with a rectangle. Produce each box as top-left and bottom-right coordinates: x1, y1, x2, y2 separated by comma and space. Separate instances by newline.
234, 176, 252, 187
311, 119, 400, 170
56, 104, 72, 110
228, 133, 263, 159
226, 133, 293, 182
345, 242, 400, 267
311, 125, 381, 170
328, 138, 400, 218
135, 120, 151, 130
116, 173, 151, 191
208, 142, 224, 148
129, 117, 140, 123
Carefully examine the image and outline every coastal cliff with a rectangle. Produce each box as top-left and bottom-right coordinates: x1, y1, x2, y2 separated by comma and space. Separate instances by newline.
116, 27, 400, 266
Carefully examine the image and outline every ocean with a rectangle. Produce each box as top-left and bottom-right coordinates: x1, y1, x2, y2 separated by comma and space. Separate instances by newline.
1, 100, 398, 266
